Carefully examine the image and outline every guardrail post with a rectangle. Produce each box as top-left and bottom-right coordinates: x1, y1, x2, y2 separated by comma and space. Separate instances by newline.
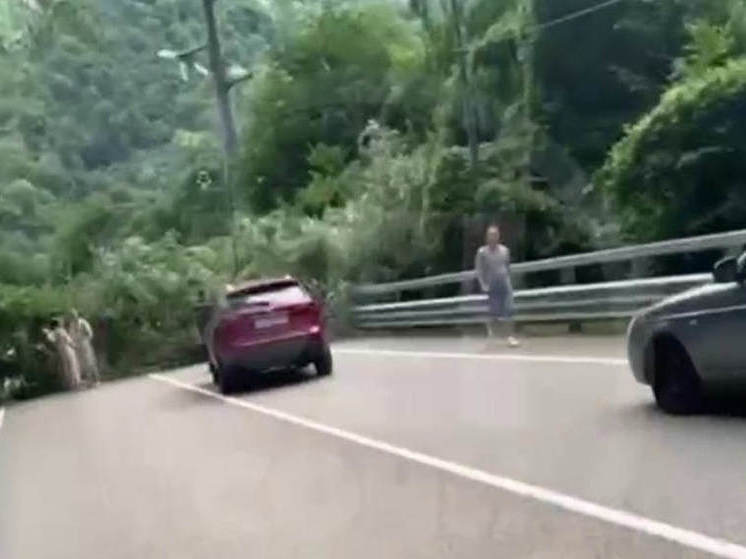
560, 267, 582, 332
631, 257, 651, 278
560, 267, 576, 284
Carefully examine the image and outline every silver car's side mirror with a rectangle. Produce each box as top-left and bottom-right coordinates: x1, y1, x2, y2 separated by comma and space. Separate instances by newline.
713, 257, 738, 283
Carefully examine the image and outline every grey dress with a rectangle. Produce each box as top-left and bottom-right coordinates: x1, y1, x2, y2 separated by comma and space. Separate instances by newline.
475, 244, 515, 319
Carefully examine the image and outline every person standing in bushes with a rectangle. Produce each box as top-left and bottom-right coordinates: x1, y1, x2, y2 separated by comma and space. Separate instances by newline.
70, 309, 100, 386
43, 318, 81, 389
475, 224, 520, 348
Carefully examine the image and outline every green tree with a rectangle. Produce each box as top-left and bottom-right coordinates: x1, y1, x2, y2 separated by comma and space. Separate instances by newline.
239, 1, 427, 211
598, 57, 746, 241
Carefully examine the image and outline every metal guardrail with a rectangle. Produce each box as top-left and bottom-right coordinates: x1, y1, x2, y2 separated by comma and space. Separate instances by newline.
354, 274, 711, 329
353, 229, 746, 298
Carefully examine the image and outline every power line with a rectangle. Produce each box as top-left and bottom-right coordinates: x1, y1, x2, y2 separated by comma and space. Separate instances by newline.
533, 0, 626, 33
474, 0, 628, 50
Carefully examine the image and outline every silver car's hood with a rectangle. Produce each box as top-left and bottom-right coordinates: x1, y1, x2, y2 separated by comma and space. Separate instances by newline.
644, 282, 732, 318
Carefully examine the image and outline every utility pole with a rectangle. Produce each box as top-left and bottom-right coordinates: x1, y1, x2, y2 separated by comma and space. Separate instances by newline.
519, 0, 536, 281
201, 0, 240, 277
202, 0, 240, 156
520, 0, 535, 190
159, 1, 254, 278
449, 0, 479, 171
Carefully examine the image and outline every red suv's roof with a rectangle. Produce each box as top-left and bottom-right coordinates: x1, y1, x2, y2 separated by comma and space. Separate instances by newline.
226, 277, 298, 298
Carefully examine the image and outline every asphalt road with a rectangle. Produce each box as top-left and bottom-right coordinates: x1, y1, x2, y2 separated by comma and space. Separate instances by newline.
3, 335, 746, 558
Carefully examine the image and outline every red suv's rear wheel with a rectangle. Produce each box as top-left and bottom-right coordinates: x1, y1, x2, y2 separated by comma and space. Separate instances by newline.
314, 344, 333, 376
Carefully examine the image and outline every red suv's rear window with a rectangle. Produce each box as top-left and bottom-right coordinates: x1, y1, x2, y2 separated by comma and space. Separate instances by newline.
227, 282, 310, 307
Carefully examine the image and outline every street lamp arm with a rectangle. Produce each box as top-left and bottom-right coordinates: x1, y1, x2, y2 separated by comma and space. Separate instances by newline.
226, 71, 254, 91
178, 43, 208, 59
194, 62, 210, 77
156, 44, 207, 62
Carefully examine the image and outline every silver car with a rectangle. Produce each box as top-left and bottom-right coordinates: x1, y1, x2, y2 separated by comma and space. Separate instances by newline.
627, 253, 746, 414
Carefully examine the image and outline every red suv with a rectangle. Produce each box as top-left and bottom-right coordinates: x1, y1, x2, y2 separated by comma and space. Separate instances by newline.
205, 278, 332, 394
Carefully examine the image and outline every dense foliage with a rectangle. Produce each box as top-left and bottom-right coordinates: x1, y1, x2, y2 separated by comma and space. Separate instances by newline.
599, 58, 746, 241
599, 2, 746, 240
2, 0, 746, 398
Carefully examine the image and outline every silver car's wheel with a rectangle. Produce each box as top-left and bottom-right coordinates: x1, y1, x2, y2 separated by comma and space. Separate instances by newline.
653, 340, 703, 415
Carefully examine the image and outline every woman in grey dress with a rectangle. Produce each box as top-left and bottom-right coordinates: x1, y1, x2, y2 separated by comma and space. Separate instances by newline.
475, 224, 520, 348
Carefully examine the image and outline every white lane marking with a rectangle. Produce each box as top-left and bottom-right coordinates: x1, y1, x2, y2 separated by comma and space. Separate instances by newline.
0, 407, 4, 432
151, 373, 746, 559
334, 347, 627, 367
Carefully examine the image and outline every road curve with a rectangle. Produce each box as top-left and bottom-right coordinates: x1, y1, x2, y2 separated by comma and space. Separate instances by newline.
3, 335, 746, 558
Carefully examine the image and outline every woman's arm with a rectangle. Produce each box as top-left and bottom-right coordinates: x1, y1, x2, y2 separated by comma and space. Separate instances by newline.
61, 330, 76, 348
42, 328, 55, 344
81, 319, 93, 340
475, 249, 488, 292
